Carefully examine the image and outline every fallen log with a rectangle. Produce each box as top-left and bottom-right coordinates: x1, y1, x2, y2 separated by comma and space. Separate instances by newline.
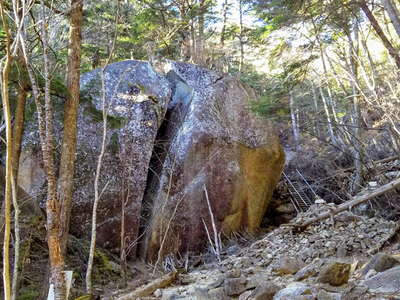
296, 177, 400, 230
117, 271, 178, 300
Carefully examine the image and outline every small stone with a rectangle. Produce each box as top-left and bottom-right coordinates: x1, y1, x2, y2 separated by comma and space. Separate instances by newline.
362, 253, 400, 276
224, 277, 248, 296
317, 290, 342, 300
294, 261, 321, 281
336, 246, 347, 258
273, 256, 304, 275
226, 268, 241, 278
154, 289, 162, 297
368, 181, 377, 187
326, 241, 335, 248
207, 276, 224, 289
315, 198, 326, 204
238, 290, 252, 300
193, 287, 210, 300
362, 265, 400, 294
318, 261, 351, 286
273, 282, 312, 300
162, 290, 180, 300
250, 282, 279, 300
208, 287, 229, 300
364, 269, 377, 279
343, 286, 368, 299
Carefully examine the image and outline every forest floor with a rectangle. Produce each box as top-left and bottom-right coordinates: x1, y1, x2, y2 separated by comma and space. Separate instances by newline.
109, 205, 400, 300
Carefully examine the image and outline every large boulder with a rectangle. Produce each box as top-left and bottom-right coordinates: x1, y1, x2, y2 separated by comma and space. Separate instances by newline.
361, 265, 400, 294
143, 62, 284, 260
71, 60, 171, 250
15, 60, 284, 258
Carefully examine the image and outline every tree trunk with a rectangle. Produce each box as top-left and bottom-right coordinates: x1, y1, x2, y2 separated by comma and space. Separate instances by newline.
319, 86, 337, 144
348, 24, 364, 194
289, 91, 300, 146
220, 0, 229, 46
11, 65, 28, 300
58, 0, 84, 257
0, 2, 13, 299
238, 0, 244, 73
40, 1, 66, 297
86, 68, 108, 295
360, 1, 400, 69
195, 0, 206, 65
12, 67, 29, 182
383, 0, 400, 39
311, 85, 321, 139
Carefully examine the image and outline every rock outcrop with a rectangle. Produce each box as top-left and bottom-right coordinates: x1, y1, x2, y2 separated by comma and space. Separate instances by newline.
72, 60, 171, 250
16, 60, 284, 257
143, 62, 284, 260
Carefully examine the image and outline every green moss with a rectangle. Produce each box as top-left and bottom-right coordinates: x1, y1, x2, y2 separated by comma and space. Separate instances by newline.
84, 105, 127, 129
17, 289, 40, 300
95, 249, 113, 272
81, 75, 128, 129
109, 132, 120, 154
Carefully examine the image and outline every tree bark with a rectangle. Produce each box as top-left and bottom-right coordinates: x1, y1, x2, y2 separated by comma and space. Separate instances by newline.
12, 64, 29, 182
383, 0, 400, 39
360, 1, 400, 69
10, 60, 28, 300
238, 0, 244, 73
194, 0, 206, 65
348, 23, 364, 194
220, 0, 229, 46
39, 1, 67, 298
0, 1, 14, 299
319, 86, 337, 144
289, 91, 300, 146
59, 0, 83, 256
86, 67, 108, 295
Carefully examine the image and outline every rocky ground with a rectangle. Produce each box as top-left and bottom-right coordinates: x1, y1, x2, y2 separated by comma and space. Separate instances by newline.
110, 203, 400, 300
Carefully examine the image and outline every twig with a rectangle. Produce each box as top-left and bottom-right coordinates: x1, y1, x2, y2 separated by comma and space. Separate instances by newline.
203, 185, 221, 262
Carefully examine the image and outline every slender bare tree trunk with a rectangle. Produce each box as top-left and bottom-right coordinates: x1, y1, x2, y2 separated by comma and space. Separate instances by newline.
12, 81, 28, 182
360, 1, 400, 68
86, 3, 118, 293
190, 20, 196, 62
195, 0, 206, 65
314, 28, 340, 125
11, 174, 20, 300
311, 85, 321, 139
59, 0, 84, 257
348, 24, 364, 193
0, 2, 13, 299
289, 91, 300, 146
86, 67, 108, 295
238, 0, 244, 73
39, 1, 67, 298
11, 62, 28, 300
383, 0, 400, 39
319, 86, 337, 144
220, 0, 229, 46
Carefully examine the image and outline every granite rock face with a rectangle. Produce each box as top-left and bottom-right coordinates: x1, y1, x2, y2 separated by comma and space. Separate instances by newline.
72, 60, 171, 250
143, 62, 284, 260
17, 60, 284, 257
